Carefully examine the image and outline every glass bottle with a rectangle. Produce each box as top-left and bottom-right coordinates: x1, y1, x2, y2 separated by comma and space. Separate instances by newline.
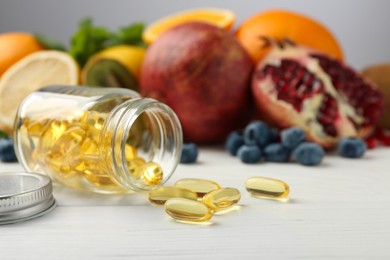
13, 85, 183, 193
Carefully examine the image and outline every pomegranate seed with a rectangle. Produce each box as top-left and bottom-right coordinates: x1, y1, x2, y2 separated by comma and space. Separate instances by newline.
375, 128, 390, 146
316, 94, 339, 137
264, 59, 325, 112
365, 135, 378, 149
312, 53, 384, 129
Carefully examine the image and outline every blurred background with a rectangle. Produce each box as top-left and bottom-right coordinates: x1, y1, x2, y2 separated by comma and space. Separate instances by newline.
0, 0, 389, 69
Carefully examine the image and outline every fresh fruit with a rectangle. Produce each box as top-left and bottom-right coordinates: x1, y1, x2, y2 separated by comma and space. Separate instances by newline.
141, 22, 253, 144
225, 131, 244, 156
268, 127, 280, 144
0, 32, 44, 76
281, 127, 306, 150
0, 138, 17, 162
244, 121, 271, 147
263, 143, 290, 162
251, 41, 384, 148
82, 45, 146, 90
338, 137, 366, 158
364, 128, 390, 149
235, 9, 343, 64
365, 134, 379, 149
361, 64, 390, 129
375, 128, 390, 146
180, 143, 198, 164
143, 8, 236, 44
0, 50, 79, 133
237, 145, 262, 164
292, 142, 324, 166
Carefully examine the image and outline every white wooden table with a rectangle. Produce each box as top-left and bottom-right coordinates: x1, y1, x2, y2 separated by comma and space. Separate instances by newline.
1, 147, 390, 259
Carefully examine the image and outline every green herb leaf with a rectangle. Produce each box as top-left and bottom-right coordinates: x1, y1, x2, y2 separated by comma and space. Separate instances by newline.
0, 130, 8, 138
34, 34, 67, 51
68, 18, 147, 67
69, 17, 110, 67
109, 22, 146, 48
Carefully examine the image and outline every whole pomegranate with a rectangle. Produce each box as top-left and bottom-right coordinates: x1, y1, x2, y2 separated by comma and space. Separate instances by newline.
140, 22, 253, 144
252, 41, 384, 148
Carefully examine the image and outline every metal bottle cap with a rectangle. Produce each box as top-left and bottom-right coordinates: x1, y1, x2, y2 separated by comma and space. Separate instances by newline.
0, 172, 56, 225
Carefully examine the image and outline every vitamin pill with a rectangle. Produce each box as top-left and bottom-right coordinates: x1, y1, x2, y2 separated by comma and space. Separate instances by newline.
245, 176, 289, 198
174, 178, 221, 198
164, 198, 213, 222
202, 188, 241, 212
125, 144, 137, 160
127, 157, 146, 173
133, 162, 163, 185
148, 186, 198, 205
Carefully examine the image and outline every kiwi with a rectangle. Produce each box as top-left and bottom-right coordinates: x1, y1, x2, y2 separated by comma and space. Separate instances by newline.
83, 58, 139, 91
361, 63, 390, 129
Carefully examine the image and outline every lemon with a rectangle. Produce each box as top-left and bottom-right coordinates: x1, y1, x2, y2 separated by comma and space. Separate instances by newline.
0, 50, 79, 133
143, 8, 236, 44
81, 45, 145, 91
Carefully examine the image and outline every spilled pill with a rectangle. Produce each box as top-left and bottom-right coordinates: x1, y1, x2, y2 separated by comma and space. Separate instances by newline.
245, 176, 289, 198
148, 186, 198, 205
202, 187, 241, 211
164, 198, 213, 222
174, 178, 221, 198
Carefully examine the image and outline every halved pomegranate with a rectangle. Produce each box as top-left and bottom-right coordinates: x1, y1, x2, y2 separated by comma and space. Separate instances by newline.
252, 42, 384, 148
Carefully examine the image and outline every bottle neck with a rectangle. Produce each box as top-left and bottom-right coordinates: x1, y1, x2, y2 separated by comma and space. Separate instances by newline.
101, 98, 183, 191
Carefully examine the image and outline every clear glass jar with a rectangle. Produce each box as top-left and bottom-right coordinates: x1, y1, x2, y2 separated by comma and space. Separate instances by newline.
13, 85, 183, 193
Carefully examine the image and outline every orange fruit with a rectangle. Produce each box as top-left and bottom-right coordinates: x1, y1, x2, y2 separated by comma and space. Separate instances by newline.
0, 32, 44, 76
143, 8, 236, 44
236, 9, 344, 64
0, 50, 79, 132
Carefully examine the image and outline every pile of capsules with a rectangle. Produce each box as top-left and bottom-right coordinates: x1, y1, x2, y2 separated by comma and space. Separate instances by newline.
19, 110, 163, 188
148, 176, 289, 223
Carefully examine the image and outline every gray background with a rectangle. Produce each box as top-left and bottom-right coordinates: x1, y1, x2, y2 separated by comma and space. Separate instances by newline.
0, 0, 389, 69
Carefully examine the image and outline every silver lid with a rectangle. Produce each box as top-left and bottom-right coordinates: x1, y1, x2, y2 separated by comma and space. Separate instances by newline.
0, 172, 56, 225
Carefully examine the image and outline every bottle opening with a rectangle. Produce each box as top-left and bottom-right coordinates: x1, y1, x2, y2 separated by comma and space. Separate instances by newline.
104, 98, 183, 191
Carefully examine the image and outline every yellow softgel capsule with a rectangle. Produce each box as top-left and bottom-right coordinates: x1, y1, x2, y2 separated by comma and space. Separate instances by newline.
174, 178, 221, 198
148, 186, 198, 206
85, 172, 117, 187
127, 157, 146, 173
202, 187, 241, 211
49, 125, 86, 158
37, 120, 67, 153
25, 118, 51, 137
133, 161, 163, 185
164, 198, 213, 222
245, 176, 290, 198
125, 144, 137, 161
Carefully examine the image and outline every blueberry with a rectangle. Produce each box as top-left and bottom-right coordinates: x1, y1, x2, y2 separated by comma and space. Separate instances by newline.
338, 137, 366, 158
225, 130, 244, 156
243, 121, 270, 148
180, 143, 198, 163
281, 127, 306, 150
292, 142, 324, 166
0, 138, 18, 162
237, 145, 262, 164
263, 143, 290, 162
268, 127, 280, 144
